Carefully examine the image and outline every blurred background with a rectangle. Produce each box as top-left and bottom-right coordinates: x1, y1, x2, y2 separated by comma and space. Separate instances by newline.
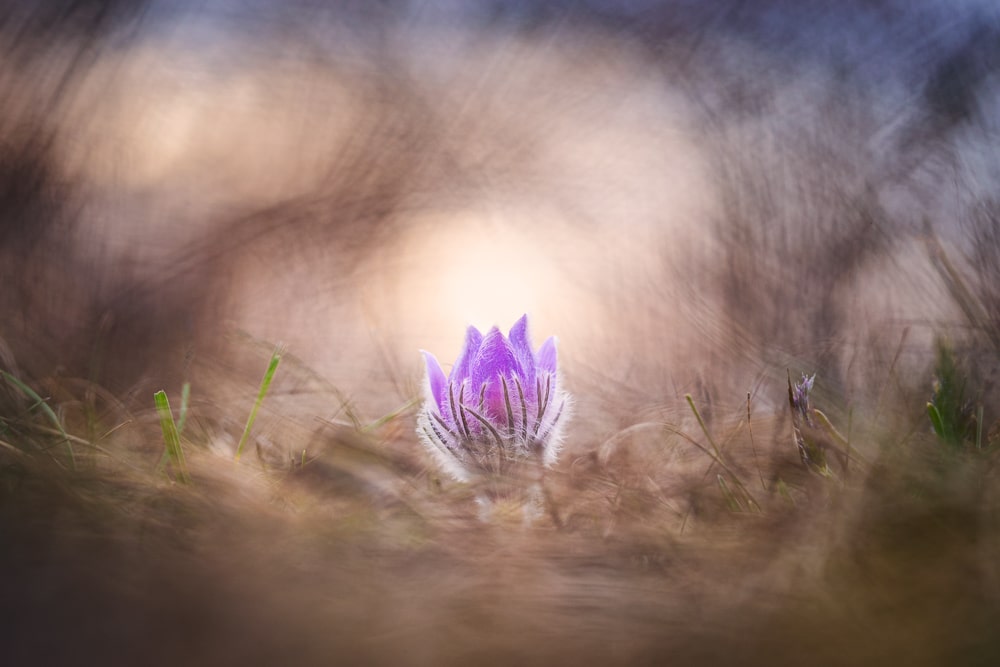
2, 1, 1000, 664
3, 0, 998, 420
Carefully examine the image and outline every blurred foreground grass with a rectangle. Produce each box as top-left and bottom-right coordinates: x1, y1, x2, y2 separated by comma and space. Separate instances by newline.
1, 321, 999, 667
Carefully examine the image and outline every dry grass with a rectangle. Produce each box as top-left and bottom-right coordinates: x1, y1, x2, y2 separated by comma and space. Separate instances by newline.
3, 2, 1000, 665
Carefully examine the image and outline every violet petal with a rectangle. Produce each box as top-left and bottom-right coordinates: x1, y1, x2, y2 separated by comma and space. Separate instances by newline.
421, 350, 448, 416
507, 314, 536, 398
450, 325, 484, 385
536, 336, 558, 374
470, 326, 521, 420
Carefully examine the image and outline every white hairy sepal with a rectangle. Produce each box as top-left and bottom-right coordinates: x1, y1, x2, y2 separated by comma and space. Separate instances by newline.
416, 372, 570, 480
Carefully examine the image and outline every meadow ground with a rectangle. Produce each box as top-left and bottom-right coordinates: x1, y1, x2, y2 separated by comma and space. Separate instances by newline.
2, 1, 1000, 664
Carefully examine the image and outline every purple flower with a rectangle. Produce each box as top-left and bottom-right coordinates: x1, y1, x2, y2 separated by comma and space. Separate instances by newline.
788, 372, 821, 467
789, 373, 815, 427
417, 314, 570, 481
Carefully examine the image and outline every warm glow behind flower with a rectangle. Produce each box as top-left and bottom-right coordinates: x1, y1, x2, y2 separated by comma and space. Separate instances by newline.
417, 314, 570, 482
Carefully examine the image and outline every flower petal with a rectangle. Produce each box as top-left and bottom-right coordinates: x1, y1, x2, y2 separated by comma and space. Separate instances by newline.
536, 335, 558, 374
450, 325, 484, 384
420, 350, 448, 417
507, 314, 536, 396
470, 326, 521, 420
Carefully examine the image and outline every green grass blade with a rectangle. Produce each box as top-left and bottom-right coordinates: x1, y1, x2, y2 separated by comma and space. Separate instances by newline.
155, 449, 170, 475
976, 404, 984, 451
685, 393, 723, 462
154, 390, 189, 483
927, 402, 945, 439
177, 381, 191, 434
1, 370, 76, 470
812, 408, 869, 471
662, 422, 761, 516
234, 345, 283, 463
717, 474, 743, 512
362, 397, 420, 433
